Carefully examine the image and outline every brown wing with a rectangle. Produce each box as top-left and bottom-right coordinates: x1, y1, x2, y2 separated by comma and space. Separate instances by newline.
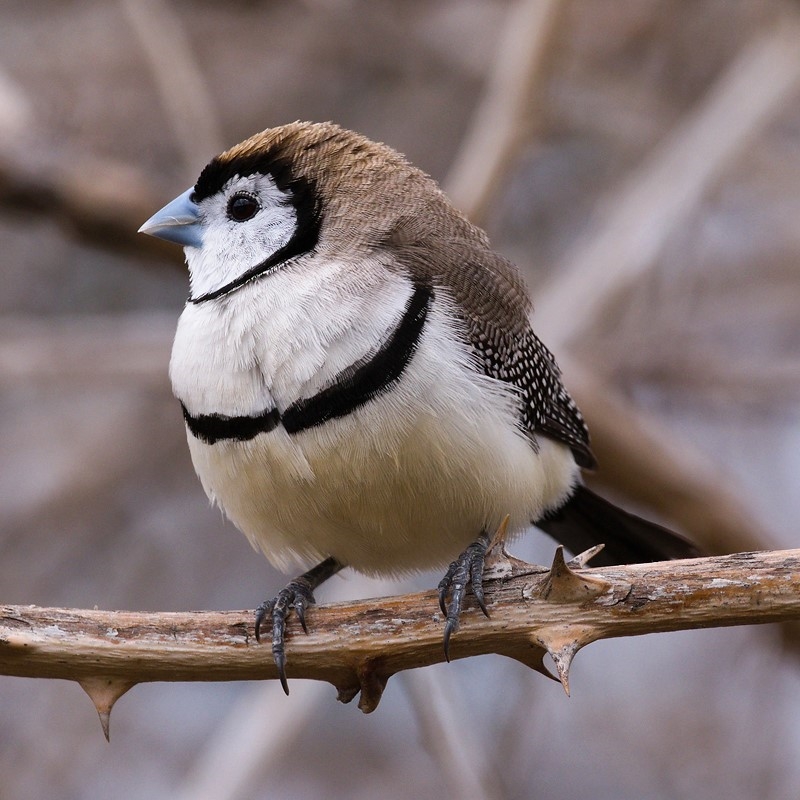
467, 317, 596, 469
389, 216, 596, 469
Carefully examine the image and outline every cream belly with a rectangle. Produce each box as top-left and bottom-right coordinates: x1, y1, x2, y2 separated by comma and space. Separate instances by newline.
181, 300, 579, 576
188, 412, 577, 575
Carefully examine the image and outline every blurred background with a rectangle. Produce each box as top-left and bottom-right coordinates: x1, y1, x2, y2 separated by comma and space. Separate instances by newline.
2, 0, 800, 798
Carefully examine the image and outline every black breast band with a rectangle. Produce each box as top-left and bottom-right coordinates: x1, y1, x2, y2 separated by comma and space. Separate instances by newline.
182, 281, 433, 445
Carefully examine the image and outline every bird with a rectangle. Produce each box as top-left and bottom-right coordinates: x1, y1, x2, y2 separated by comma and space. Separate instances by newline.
139, 121, 697, 693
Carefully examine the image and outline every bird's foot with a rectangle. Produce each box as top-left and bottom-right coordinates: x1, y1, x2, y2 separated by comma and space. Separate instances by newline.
254, 556, 343, 695
255, 577, 315, 695
437, 532, 492, 662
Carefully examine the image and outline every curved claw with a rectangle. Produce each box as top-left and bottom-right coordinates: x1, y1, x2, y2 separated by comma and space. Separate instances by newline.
272, 627, 290, 696
444, 577, 467, 662
273, 654, 289, 695
443, 617, 457, 663
254, 599, 274, 643
252, 558, 344, 695
470, 555, 489, 618
438, 566, 457, 617
294, 593, 309, 634
255, 578, 317, 696
437, 532, 492, 661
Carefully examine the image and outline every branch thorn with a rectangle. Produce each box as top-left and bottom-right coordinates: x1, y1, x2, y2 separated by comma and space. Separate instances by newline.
486, 514, 511, 556
533, 625, 597, 696
484, 514, 542, 580
356, 660, 390, 714
549, 642, 578, 696
495, 640, 559, 682
78, 677, 135, 741
567, 543, 606, 568
535, 546, 612, 603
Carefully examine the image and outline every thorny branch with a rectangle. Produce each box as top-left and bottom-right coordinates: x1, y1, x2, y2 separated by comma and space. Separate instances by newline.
2, 547, 799, 737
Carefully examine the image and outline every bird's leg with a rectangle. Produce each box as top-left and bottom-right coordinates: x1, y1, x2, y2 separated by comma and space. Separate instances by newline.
437, 532, 492, 661
255, 556, 343, 694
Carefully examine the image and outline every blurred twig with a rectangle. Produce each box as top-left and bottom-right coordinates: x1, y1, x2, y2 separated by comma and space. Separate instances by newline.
1, 388, 178, 530
121, 0, 224, 172
0, 313, 174, 386
444, 0, 564, 226
563, 359, 778, 556
533, 19, 800, 554
172, 576, 380, 800
0, 69, 33, 137
402, 669, 504, 800
535, 21, 800, 347
614, 353, 800, 408
174, 681, 330, 800
0, 144, 182, 263
445, 12, 800, 558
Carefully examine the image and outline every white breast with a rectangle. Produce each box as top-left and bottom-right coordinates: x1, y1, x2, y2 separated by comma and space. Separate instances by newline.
170, 259, 579, 575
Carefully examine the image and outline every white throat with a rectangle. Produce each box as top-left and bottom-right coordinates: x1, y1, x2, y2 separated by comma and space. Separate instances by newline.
186, 173, 298, 301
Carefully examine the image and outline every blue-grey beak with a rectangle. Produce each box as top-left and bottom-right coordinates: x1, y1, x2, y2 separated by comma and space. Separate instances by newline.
138, 187, 203, 248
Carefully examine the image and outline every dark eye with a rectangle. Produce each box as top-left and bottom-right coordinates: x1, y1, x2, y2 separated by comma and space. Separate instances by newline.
227, 192, 260, 222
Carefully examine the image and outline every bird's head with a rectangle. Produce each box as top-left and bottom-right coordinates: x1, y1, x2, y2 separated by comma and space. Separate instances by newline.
139, 121, 446, 304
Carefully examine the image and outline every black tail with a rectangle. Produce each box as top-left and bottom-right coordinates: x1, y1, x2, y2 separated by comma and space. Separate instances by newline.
537, 485, 700, 566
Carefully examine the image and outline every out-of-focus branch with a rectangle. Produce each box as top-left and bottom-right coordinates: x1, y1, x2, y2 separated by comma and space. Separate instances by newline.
535, 21, 800, 348
444, 0, 564, 225
0, 69, 33, 137
402, 669, 504, 800
0, 1, 219, 261
0, 145, 182, 264
174, 678, 329, 800
614, 353, 800, 407
121, 0, 224, 170
563, 359, 777, 556
3, 549, 799, 729
172, 576, 384, 800
0, 313, 174, 386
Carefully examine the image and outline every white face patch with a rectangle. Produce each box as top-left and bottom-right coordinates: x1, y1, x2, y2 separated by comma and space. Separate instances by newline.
186, 173, 298, 300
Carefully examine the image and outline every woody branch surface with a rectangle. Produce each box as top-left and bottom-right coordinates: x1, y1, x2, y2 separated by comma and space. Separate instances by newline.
2, 549, 799, 717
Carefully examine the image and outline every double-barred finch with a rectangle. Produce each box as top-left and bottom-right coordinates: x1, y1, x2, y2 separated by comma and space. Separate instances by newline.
140, 121, 697, 692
